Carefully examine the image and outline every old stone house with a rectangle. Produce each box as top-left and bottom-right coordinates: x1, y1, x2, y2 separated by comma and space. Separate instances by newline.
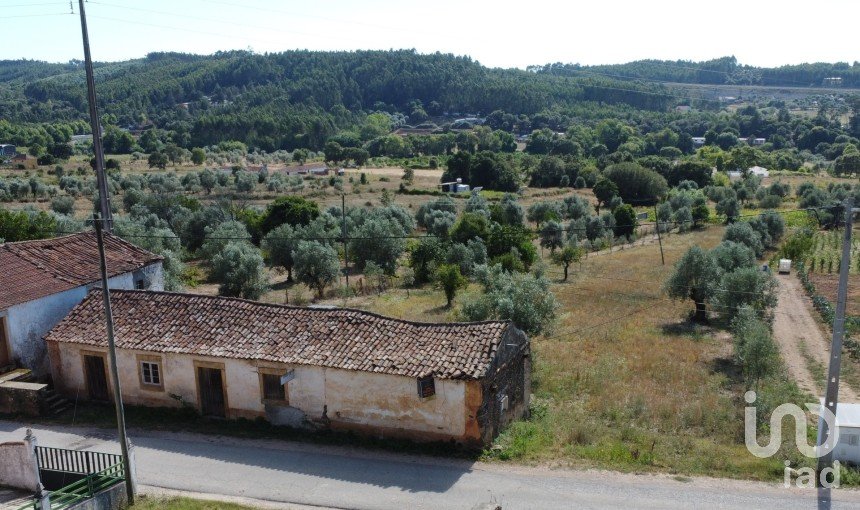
0, 232, 163, 376
45, 290, 530, 446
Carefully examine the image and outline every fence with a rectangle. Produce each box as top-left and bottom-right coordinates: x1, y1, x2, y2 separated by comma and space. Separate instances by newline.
36, 446, 121, 477
15, 462, 125, 510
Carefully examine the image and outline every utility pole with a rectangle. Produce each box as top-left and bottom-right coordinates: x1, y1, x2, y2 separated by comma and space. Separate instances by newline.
79, 0, 113, 232
817, 198, 855, 479
654, 203, 665, 265
342, 194, 349, 287
93, 214, 133, 504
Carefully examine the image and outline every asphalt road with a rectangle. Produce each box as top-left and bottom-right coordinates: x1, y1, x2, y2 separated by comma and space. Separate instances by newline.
2, 420, 860, 509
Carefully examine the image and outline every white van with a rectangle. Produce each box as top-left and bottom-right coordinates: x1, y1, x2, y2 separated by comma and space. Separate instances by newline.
778, 259, 792, 274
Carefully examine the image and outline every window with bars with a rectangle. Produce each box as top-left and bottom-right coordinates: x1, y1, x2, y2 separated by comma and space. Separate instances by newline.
262, 373, 286, 401
848, 434, 859, 446
141, 361, 161, 386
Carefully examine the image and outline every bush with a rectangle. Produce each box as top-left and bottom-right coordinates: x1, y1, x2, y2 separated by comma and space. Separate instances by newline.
50, 195, 75, 215
436, 264, 467, 307
209, 241, 269, 299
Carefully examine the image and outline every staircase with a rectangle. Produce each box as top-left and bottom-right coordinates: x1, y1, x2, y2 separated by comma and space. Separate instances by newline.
0, 367, 72, 417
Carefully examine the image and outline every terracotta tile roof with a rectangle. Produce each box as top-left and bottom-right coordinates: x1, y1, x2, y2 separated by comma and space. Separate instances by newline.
46, 290, 514, 380
0, 232, 162, 310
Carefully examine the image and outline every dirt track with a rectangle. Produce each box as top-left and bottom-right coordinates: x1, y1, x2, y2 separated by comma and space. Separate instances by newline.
773, 274, 859, 401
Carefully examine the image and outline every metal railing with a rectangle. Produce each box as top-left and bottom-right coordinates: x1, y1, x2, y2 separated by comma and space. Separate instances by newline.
15, 462, 125, 510
35, 446, 121, 475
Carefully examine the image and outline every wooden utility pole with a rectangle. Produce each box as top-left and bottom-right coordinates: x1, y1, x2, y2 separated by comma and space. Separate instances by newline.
817, 198, 855, 479
79, 0, 113, 231
93, 215, 133, 504
654, 203, 665, 265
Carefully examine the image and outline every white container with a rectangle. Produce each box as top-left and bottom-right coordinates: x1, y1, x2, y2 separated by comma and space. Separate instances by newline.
778, 259, 792, 274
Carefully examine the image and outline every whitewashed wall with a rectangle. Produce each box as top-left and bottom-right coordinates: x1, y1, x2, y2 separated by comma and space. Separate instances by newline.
4, 261, 163, 375
52, 343, 469, 439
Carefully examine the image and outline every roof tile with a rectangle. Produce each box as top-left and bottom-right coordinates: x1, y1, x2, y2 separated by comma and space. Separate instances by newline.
46, 290, 512, 380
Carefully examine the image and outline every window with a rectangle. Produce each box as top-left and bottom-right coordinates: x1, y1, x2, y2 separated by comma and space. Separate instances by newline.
848, 434, 859, 446
135, 279, 146, 290
262, 373, 286, 401
140, 361, 161, 386
417, 376, 435, 398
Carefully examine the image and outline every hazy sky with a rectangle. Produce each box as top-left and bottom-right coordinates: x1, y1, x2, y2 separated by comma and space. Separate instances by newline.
4, 0, 858, 69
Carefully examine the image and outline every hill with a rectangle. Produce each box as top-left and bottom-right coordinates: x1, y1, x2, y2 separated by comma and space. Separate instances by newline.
532, 56, 860, 88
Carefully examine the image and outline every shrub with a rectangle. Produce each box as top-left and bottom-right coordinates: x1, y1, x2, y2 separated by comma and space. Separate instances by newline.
209, 241, 269, 299
50, 195, 75, 215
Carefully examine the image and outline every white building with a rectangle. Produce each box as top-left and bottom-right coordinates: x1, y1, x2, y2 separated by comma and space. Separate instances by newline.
831, 403, 860, 465
0, 232, 163, 376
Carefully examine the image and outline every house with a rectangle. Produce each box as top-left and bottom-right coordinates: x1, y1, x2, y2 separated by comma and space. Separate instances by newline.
11, 154, 37, 170
0, 232, 163, 376
748, 166, 769, 177
0, 144, 16, 157
45, 290, 530, 446
691, 137, 706, 147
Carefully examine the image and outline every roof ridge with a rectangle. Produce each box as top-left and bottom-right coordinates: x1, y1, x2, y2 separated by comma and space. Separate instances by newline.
99, 288, 511, 328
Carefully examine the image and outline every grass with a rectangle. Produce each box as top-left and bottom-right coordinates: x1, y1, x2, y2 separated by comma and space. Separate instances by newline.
133, 495, 257, 510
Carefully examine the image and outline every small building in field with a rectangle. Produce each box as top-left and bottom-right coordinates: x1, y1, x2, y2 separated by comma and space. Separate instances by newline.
283, 164, 329, 176
824, 403, 860, 466
11, 154, 37, 170
45, 290, 530, 446
0, 232, 163, 375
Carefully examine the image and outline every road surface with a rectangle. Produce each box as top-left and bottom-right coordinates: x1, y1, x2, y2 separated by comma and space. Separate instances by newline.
773, 274, 859, 400
2, 421, 859, 509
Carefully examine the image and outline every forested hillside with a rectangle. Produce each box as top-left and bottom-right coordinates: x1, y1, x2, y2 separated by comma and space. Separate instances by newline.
0, 50, 672, 150
533, 56, 860, 87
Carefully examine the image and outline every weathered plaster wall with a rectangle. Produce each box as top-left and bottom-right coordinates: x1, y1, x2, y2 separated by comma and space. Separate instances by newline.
0, 441, 39, 491
51, 344, 470, 440
5, 262, 163, 376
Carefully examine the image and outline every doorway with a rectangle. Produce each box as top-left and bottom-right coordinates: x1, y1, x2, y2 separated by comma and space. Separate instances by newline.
83, 354, 109, 401
197, 365, 226, 417
0, 317, 10, 368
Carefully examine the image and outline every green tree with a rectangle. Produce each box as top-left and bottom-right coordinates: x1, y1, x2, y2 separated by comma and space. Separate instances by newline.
723, 222, 764, 258
664, 246, 722, 322
148, 151, 168, 169
293, 240, 340, 299
436, 264, 467, 307
715, 267, 777, 320
262, 224, 299, 282
592, 178, 619, 212
612, 204, 637, 238
210, 241, 270, 299
551, 243, 584, 280
450, 212, 490, 244
200, 221, 251, 261
292, 148, 309, 165
603, 162, 668, 205
409, 237, 445, 284
461, 265, 558, 336
539, 220, 564, 253
731, 307, 779, 386
191, 147, 206, 165
260, 196, 320, 235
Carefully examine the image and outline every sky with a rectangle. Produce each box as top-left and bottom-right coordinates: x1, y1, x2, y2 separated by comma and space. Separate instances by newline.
3, 0, 859, 69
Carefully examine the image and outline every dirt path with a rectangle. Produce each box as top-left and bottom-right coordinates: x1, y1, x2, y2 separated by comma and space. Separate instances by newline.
773, 274, 859, 400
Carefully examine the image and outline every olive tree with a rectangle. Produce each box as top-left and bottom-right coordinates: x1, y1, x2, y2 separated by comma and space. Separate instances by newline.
664, 246, 722, 322
293, 240, 340, 299
210, 241, 270, 299
461, 265, 559, 336
551, 243, 584, 280
262, 224, 299, 282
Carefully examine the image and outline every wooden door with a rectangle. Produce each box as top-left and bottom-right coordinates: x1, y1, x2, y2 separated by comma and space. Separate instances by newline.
197, 367, 226, 417
84, 355, 109, 401
0, 317, 10, 367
